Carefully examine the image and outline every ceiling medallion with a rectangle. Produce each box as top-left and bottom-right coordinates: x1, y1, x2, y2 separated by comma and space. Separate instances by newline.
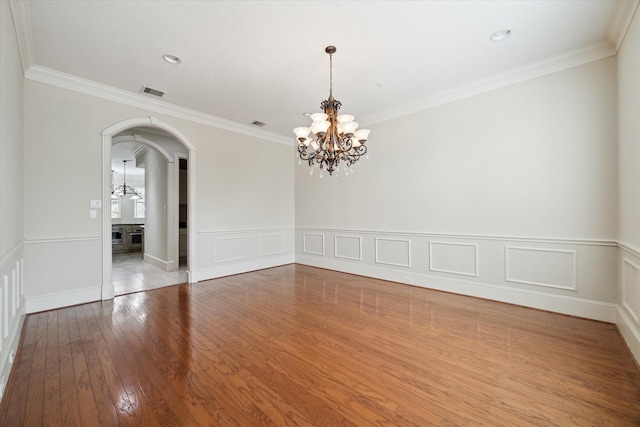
294, 46, 370, 177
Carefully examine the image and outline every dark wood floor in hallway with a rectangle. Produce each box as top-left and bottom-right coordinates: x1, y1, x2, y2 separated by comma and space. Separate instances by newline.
1, 264, 640, 426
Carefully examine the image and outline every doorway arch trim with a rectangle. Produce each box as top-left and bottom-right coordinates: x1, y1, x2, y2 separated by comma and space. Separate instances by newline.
113, 133, 175, 163
101, 116, 197, 300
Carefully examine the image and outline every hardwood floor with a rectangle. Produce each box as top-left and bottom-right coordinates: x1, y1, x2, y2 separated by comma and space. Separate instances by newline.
2, 264, 640, 426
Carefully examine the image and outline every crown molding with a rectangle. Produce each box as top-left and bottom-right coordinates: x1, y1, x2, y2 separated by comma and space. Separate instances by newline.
8, 0, 35, 75
13, 0, 634, 139
359, 41, 617, 127
24, 65, 293, 146
610, 0, 639, 52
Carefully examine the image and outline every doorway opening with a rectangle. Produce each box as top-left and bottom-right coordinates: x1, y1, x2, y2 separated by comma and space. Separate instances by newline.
101, 117, 197, 300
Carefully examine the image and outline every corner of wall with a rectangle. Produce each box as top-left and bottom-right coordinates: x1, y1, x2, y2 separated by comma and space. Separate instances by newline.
617, 306, 640, 364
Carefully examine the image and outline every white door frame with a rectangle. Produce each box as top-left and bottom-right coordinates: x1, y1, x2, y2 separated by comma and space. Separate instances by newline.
101, 116, 197, 300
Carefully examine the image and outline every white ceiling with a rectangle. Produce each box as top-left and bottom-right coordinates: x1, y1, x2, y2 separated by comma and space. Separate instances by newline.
13, 0, 639, 140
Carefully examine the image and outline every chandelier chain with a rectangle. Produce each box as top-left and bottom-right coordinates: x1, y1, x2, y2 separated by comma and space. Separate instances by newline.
329, 52, 333, 98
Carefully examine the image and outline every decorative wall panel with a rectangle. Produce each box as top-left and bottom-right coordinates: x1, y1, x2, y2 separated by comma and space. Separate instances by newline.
259, 233, 285, 257
375, 238, 411, 267
303, 233, 325, 256
213, 236, 248, 263
505, 246, 577, 290
0, 242, 25, 396
429, 241, 478, 277
335, 235, 362, 261
623, 258, 640, 322
194, 228, 295, 282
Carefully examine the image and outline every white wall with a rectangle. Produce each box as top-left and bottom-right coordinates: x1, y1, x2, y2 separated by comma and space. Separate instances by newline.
22, 79, 295, 312
139, 147, 169, 266
296, 57, 620, 323
616, 7, 640, 362
0, 0, 26, 399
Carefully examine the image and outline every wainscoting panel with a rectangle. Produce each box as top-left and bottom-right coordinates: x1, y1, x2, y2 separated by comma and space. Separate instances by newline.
296, 228, 617, 324
375, 238, 411, 268
617, 245, 640, 365
259, 233, 286, 257
0, 241, 25, 400
303, 233, 325, 256
429, 241, 478, 277
622, 257, 640, 323
194, 228, 295, 282
505, 246, 577, 291
213, 237, 248, 263
335, 235, 362, 261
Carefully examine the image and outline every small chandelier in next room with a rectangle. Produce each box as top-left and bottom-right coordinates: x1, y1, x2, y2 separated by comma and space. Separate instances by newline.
294, 46, 370, 177
111, 160, 143, 200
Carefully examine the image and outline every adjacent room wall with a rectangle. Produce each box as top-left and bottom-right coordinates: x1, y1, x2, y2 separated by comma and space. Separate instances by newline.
0, 1, 26, 398
296, 57, 619, 322
616, 7, 640, 361
138, 147, 169, 267
22, 79, 295, 312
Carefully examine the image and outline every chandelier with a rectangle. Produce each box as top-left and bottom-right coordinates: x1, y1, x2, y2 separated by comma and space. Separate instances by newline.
294, 46, 370, 177
111, 160, 142, 200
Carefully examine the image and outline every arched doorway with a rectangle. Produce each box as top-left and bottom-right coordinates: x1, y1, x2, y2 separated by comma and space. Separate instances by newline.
101, 117, 197, 300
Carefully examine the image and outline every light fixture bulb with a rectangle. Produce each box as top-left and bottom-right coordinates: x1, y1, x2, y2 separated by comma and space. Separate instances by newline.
310, 113, 328, 122
293, 127, 311, 141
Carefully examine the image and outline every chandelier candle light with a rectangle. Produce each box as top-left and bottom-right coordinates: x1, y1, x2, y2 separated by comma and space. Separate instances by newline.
294, 46, 370, 177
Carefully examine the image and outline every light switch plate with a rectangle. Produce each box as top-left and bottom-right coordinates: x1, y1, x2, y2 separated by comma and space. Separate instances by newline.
90, 210, 97, 219
90, 200, 101, 209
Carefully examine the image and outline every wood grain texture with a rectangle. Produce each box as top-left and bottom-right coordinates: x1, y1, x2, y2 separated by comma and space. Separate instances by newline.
1, 264, 639, 426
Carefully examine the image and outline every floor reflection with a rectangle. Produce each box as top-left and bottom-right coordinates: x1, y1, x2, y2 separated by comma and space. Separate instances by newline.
112, 252, 187, 295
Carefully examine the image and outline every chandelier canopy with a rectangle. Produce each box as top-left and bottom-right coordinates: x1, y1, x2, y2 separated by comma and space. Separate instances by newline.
294, 46, 370, 177
111, 160, 143, 200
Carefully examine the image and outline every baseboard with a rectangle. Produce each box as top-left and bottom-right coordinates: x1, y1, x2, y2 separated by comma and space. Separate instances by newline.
296, 255, 618, 323
192, 255, 295, 282
617, 306, 640, 364
25, 286, 101, 314
143, 253, 173, 271
0, 309, 25, 403
101, 282, 114, 300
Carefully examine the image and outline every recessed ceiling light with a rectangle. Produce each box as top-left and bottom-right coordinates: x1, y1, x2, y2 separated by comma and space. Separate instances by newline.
490, 29, 511, 42
162, 54, 182, 64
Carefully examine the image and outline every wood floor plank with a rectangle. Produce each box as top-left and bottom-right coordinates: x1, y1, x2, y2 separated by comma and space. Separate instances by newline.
73, 304, 119, 426
89, 300, 169, 426
110, 294, 219, 426
133, 288, 315, 426
57, 307, 83, 427
66, 303, 102, 426
0, 312, 39, 426
81, 303, 139, 426
23, 313, 48, 426
43, 310, 62, 427
2, 264, 640, 425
